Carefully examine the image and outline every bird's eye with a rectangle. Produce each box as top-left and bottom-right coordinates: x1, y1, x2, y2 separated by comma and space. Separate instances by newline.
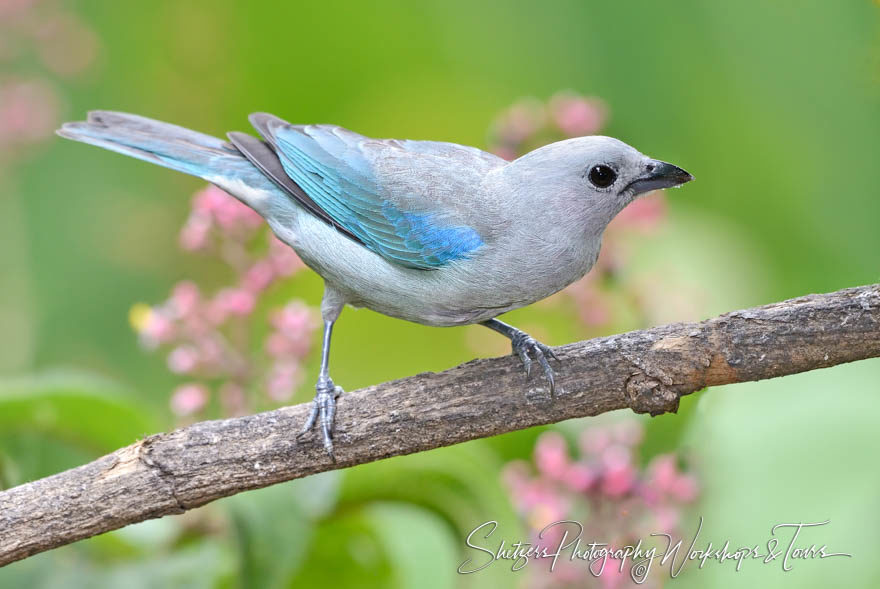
588, 164, 617, 188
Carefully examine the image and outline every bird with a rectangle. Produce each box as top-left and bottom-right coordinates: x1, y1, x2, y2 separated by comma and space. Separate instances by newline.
57, 110, 693, 458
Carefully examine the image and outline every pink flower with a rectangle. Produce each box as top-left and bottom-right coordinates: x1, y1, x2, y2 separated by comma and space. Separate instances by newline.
502, 461, 531, 494
580, 427, 611, 455
194, 336, 224, 369
268, 235, 304, 276
645, 455, 700, 503
211, 288, 255, 319
496, 99, 545, 144
219, 382, 247, 416
653, 505, 680, 533
601, 443, 632, 469
492, 146, 518, 162
170, 383, 209, 416
35, 12, 99, 77
0, 0, 38, 20
137, 309, 175, 347
502, 420, 698, 588
534, 432, 570, 481
215, 196, 262, 232
595, 547, 628, 589
134, 178, 322, 416
170, 281, 200, 317
570, 288, 612, 327
242, 260, 275, 293
193, 185, 261, 232
272, 301, 316, 336
167, 345, 199, 374
549, 92, 607, 137
611, 191, 667, 232
611, 420, 643, 447
601, 465, 636, 498
192, 185, 228, 214
600, 444, 636, 497
266, 302, 317, 358
671, 474, 699, 502
647, 455, 678, 494
266, 362, 302, 401
264, 332, 286, 359
0, 78, 59, 144
179, 213, 211, 251
526, 486, 568, 532
563, 463, 596, 492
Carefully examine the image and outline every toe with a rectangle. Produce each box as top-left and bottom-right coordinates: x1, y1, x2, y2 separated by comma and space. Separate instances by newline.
533, 346, 556, 394
321, 410, 335, 454
535, 340, 560, 363
327, 398, 337, 428
543, 363, 556, 394
301, 403, 319, 434
322, 435, 335, 459
522, 355, 532, 378
322, 418, 334, 446
514, 346, 532, 376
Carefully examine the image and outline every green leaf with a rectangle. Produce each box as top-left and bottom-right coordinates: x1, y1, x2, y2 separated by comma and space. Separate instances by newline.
223, 473, 340, 589
286, 507, 395, 589
0, 371, 160, 452
0, 540, 233, 589
677, 361, 880, 589
292, 502, 461, 589
361, 502, 458, 589
339, 440, 525, 587
0, 371, 162, 485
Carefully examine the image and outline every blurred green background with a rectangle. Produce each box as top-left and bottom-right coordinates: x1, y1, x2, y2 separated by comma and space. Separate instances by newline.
1, 1, 878, 587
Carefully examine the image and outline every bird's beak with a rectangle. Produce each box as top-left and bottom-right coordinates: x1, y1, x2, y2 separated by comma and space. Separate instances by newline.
625, 160, 694, 196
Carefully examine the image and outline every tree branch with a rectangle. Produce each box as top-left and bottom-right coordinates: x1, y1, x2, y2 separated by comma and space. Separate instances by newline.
2, 283, 879, 566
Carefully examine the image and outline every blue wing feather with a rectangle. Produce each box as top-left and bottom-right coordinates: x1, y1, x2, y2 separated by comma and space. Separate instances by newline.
267, 124, 484, 270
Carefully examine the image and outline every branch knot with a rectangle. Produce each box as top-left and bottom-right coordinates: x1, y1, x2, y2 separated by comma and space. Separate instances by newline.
624, 372, 681, 416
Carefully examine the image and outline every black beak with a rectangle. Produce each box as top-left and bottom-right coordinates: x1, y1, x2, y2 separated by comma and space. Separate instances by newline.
624, 160, 693, 196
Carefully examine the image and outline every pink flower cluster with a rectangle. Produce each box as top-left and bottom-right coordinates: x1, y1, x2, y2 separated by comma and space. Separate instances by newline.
265, 302, 317, 401
0, 0, 98, 164
489, 91, 608, 162
503, 422, 698, 588
0, 78, 58, 149
179, 185, 264, 251
131, 185, 318, 418
487, 92, 668, 330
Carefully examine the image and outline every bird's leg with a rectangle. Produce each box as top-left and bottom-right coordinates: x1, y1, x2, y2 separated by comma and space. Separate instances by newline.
300, 318, 344, 458
481, 318, 560, 394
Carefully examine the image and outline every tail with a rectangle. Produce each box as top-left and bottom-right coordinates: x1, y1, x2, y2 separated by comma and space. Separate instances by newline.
57, 111, 258, 183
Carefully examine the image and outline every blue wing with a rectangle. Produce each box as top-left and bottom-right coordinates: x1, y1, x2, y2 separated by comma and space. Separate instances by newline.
250, 114, 494, 270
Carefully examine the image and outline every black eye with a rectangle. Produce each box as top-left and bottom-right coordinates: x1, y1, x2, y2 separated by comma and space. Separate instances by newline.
588, 164, 617, 188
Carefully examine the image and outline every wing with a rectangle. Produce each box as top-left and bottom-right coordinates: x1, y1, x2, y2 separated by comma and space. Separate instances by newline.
241, 113, 505, 270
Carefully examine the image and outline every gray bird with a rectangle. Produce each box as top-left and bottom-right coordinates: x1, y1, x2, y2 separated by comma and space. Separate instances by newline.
57, 111, 693, 457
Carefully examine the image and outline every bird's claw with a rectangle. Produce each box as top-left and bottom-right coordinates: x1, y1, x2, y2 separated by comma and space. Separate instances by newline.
299, 377, 343, 458
510, 331, 559, 394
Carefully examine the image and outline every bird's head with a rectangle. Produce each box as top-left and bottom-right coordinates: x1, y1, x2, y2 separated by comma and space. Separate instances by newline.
504, 135, 693, 234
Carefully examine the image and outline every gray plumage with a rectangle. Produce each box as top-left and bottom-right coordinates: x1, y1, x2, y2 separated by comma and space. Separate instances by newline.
57, 110, 693, 457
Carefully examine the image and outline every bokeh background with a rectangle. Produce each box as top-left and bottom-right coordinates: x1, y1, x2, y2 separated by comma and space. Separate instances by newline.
1, 1, 879, 587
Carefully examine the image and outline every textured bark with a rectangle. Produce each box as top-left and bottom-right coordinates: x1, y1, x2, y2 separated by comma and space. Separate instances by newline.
1, 283, 879, 566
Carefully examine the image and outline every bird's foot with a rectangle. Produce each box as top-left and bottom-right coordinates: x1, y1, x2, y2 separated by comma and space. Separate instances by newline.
510, 330, 560, 394
299, 376, 344, 459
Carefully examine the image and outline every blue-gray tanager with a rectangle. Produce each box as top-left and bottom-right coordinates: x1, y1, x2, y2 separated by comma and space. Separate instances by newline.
57, 111, 692, 457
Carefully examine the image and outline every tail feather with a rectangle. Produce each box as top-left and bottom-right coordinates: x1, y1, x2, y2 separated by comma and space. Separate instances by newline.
57, 110, 249, 181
